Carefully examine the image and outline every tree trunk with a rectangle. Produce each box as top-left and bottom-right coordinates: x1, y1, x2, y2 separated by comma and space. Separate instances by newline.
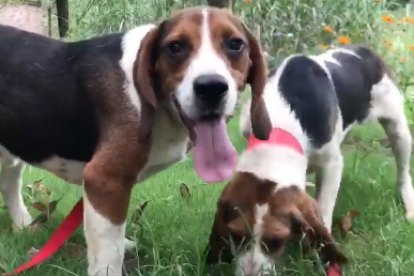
206, 0, 229, 9
55, 0, 69, 38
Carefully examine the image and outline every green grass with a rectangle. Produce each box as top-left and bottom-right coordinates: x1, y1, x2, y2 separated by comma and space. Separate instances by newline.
1, 0, 414, 275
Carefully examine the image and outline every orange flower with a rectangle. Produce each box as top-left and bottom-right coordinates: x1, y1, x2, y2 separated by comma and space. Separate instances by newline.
245, 0, 251, 3
383, 41, 393, 49
324, 26, 333, 33
400, 56, 407, 62
382, 14, 396, 24
337, 35, 351, 45
319, 44, 329, 50
409, 45, 414, 51
402, 17, 414, 24
371, 0, 383, 2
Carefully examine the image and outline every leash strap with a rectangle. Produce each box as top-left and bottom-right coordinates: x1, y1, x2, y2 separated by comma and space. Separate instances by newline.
2, 199, 83, 276
327, 263, 342, 276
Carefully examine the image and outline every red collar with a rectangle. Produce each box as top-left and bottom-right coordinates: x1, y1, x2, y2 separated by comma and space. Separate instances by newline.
246, 127, 303, 154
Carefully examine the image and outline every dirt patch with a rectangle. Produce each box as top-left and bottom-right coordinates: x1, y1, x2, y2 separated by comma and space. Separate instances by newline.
0, 3, 48, 35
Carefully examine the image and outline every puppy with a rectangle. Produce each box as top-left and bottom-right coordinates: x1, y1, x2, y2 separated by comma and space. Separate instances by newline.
205, 45, 414, 275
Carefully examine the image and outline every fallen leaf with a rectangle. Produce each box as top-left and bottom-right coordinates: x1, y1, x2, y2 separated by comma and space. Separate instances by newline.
131, 200, 149, 224
63, 242, 85, 259
336, 210, 360, 236
27, 247, 39, 259
180, 182, 191, 199
30, 200, 59, 225
26, 179, 46, 192
0, 261, 7, 271
31, 202, 47, 212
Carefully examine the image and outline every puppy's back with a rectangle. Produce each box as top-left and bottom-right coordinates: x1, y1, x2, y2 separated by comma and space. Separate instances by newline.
276, 55, 339, 148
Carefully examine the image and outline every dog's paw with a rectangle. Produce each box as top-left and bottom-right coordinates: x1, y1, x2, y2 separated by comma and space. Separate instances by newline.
11, 211, 33, 232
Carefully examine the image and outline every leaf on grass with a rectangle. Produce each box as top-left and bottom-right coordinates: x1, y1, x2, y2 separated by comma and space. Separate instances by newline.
27, 247, 39, 259
26, 179, 46, 192
180, 182, 191, 199
0, 261, 7, 272
31, 202, 47, 211
131, 200, 149, 224
335, 210, 360, 236
30, 200, 59, 225
63, 242, 85, 259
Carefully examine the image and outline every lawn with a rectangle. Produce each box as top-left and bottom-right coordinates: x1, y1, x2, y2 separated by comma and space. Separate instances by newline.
1, 0, 414, 276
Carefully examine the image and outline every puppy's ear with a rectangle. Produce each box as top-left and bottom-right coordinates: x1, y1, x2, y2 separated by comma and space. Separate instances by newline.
292, 195, 348, 265
241, 23, 272, 141
205, 200, 238, 264
133, 24, 165, 142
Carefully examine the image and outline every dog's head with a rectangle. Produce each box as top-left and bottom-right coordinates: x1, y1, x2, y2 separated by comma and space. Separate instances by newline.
133, 7, 272, 183
205, 174, 348, 276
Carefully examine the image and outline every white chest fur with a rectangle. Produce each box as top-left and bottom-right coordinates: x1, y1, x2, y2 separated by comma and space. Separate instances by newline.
137, 106, 190, 182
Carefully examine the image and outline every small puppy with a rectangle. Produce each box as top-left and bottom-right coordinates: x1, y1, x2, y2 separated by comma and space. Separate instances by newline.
205, 45, 414, 275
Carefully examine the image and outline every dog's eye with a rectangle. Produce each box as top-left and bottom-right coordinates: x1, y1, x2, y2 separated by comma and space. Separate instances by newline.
262, 238, 283, 253
224, 38, 245, 53
166, 40, 187, 57
269, 238, 282, 248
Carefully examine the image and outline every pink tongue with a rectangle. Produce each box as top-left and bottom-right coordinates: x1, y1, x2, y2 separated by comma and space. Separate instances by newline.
193, 118, 237, 183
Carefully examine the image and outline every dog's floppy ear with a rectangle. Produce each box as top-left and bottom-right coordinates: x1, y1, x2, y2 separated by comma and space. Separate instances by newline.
133, 24, 165, 142
242, 23, 272, 141
292, 197, 348, 265
205, 200, 238, 264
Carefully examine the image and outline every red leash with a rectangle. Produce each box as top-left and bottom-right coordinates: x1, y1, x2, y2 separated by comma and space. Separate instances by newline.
327, 263, 342, 276
2, 199, 83, 276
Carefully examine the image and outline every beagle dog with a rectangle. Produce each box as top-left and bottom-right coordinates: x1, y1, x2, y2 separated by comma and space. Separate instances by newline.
206, 45, 414, 275
0, 6, 271, 276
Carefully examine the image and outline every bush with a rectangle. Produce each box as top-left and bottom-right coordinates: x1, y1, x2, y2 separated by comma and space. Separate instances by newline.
68, 0, 414, 123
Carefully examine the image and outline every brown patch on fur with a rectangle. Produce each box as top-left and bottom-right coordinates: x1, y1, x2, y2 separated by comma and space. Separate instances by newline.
207, 9, 272, 140
205, 173, 348, 266
205, 172, 276, 264
268, 187, 348, 265
133, 26, 160, 142
83, 58, 150, 225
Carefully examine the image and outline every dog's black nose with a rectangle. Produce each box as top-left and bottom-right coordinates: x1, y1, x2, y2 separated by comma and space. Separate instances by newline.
193, 74, 228, 104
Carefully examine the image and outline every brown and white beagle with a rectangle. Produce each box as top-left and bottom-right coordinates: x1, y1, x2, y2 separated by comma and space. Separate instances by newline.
0, 6, 271, 276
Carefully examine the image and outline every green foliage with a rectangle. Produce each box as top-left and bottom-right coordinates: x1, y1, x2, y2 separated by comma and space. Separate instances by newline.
68, 0, 414, 122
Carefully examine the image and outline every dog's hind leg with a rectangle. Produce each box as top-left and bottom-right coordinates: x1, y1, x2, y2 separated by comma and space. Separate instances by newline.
370, 75, 414, 221
0, 154, 32, 230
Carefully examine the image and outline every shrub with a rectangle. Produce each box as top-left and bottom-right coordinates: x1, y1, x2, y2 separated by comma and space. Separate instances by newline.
68, 0, 414, 123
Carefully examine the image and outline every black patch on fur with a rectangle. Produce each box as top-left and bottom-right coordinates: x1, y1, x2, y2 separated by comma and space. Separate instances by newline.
277, 55, 338, 148
325, 45, 386, 129
0, 24, 124, 163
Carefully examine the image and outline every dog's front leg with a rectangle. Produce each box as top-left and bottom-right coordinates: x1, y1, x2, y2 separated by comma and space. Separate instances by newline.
315, 143, 344, 232
83, 156, 135, 276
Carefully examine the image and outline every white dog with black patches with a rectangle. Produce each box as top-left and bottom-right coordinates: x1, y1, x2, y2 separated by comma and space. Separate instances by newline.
206, 45, 413, 276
